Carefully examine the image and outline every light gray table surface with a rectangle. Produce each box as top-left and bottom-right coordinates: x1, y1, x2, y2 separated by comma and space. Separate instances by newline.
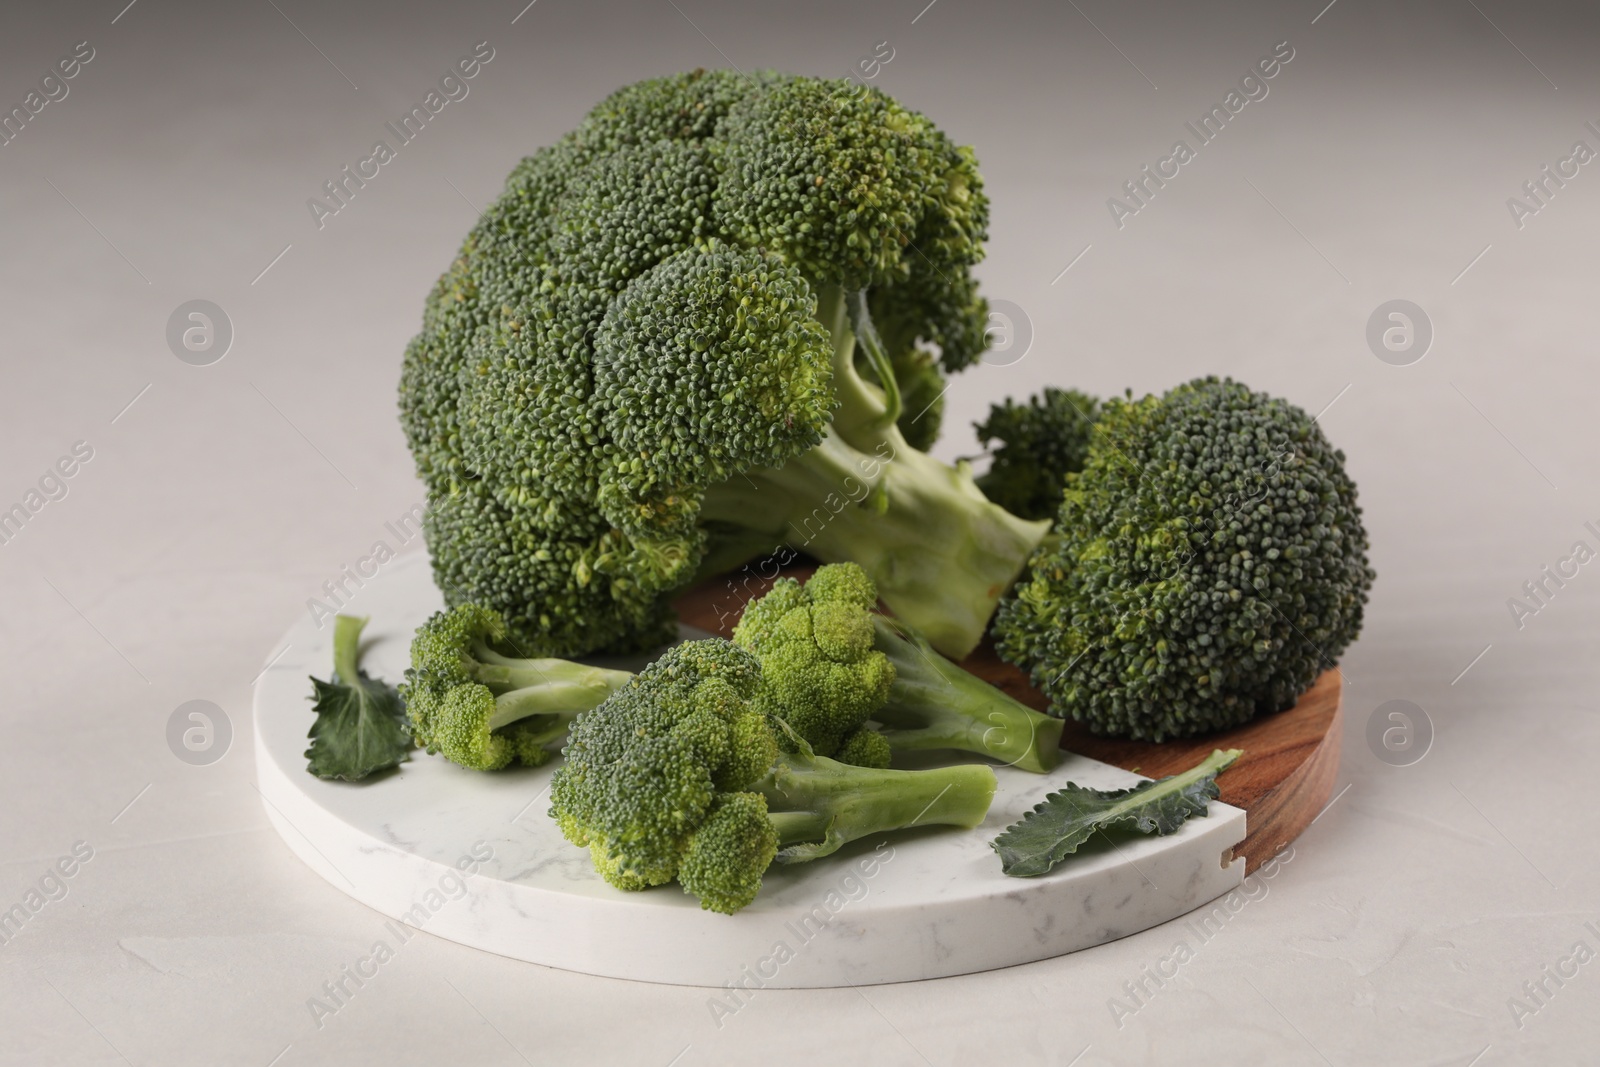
2, 1, 1596, 1063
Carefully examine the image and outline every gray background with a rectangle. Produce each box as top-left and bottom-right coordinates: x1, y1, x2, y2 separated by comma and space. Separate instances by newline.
3, 0, 1598, 1063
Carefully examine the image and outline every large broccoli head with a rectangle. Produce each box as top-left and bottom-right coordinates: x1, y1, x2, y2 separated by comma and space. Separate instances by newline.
400, 70, 1041, 659
995, 377, 1374, 741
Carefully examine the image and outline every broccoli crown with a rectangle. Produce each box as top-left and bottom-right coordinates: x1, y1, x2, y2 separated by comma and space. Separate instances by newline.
976, 388, 1102, 521
549, 639, 780, 911
400, 604, 633, 771
421, 683, 565, 772
592, 245, 835, 539
732, 562, 894, 762
399, 70, 994, 655
995, 377, 1374, 741
400, 603, 507, 744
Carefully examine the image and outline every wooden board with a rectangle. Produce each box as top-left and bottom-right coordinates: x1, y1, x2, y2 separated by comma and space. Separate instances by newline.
674, 566, 1341, 874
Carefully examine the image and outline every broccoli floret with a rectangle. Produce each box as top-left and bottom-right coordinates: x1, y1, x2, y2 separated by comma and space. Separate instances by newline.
732, 562, 892, 762
976, 388, 1102, 521
735, 563, 1064, 773
994, 377, 1375, 741
399, 70, 1047, 661
399, 604, 634, 771
550, 639, 997, 914
833, 726, 894, 770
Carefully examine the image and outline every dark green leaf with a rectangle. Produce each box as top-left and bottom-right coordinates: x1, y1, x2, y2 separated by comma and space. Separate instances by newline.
305, 615, 412, 781
992, 748, 1242, 877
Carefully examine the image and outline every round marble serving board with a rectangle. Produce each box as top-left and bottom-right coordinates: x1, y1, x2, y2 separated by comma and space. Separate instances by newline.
253, 551, 1335, 987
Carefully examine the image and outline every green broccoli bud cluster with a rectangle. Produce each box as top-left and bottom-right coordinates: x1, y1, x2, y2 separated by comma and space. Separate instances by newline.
591, 244, 835, 538
733, 562, 894, 763
994, 377, 1374, 741
400, 604, 633, 771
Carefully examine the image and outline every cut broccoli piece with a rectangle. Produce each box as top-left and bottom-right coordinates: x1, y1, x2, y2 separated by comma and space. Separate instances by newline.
549, 639, 996, 914
731, 560, 893, 762
735, 563, 1063, 772
995, 377, 1374, 740
399, 604, 634, 771
975, 387, 1102, 521
399, 70, 1046, 661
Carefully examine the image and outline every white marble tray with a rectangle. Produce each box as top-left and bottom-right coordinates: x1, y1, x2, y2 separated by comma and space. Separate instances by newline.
252, 551, 1246, 987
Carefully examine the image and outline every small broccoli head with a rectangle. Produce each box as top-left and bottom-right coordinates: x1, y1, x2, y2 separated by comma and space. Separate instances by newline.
976, 387, 1102, 521
549, 640, 780, 910
833, 726, 892, 770
676, 792, 779, 914
400, 604, 505, 745
400, 603, 636, 770
409, 602, 504, 673
733, 563, 894, 761
995, 377, 1374, 740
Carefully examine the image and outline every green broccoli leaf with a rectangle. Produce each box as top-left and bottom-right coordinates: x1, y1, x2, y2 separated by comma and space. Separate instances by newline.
992, 748, 1242, 877
305, 615, 411, 781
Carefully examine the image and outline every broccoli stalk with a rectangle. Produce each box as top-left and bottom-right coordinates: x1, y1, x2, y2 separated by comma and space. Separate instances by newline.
759, 747, 997, 862
466, 645, 632, 726
869, 617, 1064, 773
702, 287, 1049, 659
400, 605, 634, 771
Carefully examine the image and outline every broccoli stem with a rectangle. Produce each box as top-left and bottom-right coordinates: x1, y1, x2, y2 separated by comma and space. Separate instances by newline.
844, 288, 901, 430
494, 717, 570, 752
487, 671, 633, 732
702, 440, 1047, 658
757, 752, 997, 862
869, 617, 1064, 773
467, 643, 634, 730
699, 285, 1048, 658
814, 284, 888, 448
331, 614, 366, 684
